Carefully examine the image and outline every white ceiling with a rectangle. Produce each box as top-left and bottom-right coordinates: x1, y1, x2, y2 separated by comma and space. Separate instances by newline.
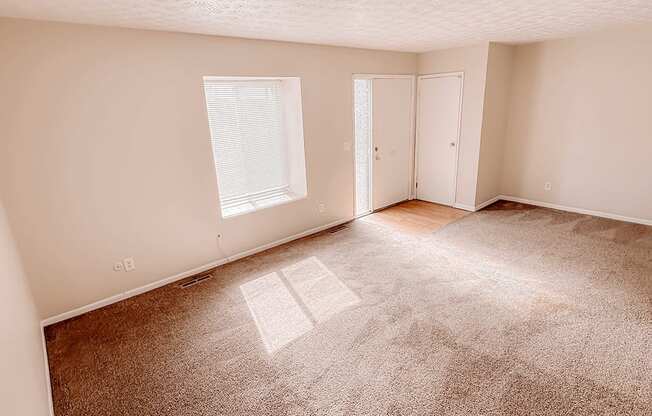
2, 0, 652, 52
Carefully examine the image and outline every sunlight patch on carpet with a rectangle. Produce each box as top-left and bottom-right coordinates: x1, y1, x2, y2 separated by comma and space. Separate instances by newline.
240, 272, 313, 353
283, 256, 360, 323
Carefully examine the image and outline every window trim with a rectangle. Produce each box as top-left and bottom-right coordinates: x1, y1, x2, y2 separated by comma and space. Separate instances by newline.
220, 186, 307, 218
203, 76, 302, 82
202, 75, 308, 219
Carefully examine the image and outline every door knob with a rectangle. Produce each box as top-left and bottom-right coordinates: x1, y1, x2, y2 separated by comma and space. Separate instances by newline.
450, 142, 456, 147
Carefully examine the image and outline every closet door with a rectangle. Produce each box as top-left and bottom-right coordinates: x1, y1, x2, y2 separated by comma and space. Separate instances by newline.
416, 75, 462, 206
371, 78, 413, 210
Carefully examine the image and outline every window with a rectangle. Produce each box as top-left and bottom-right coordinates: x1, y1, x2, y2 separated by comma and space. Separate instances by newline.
203, 77, 307, 218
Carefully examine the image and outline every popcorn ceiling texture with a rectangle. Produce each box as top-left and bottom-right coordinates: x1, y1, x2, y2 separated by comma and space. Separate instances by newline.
45, 201, 652, 415
2, 1, 652, 51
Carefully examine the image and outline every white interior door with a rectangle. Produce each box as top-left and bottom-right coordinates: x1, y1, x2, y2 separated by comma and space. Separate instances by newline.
372, 78, 413, 210
416, 75, 462, 206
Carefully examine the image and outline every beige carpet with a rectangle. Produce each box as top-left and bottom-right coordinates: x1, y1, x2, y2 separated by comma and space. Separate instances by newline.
45, 201, 652, 415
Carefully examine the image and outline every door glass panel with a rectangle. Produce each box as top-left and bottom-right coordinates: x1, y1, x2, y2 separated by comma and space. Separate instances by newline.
354, 79, 372, 215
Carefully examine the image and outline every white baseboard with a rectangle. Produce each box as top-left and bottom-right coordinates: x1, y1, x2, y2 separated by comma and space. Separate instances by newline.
499, 195, 652, 226
454, 196, 501, 212
453, 202, 476, 212
462, 194, 651, 226
41, 217, 354, 327
41, 326, 54, 416
474, 195, 501, 211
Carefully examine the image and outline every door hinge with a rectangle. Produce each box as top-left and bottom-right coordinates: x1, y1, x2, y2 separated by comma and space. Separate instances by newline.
415, 182, 418, 188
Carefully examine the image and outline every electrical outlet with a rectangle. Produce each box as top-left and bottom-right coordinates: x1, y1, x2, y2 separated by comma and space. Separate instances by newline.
123, 257, 136, 272
544, 182, 552, 191
319, 203, 326, 213
113, 262, 124, 272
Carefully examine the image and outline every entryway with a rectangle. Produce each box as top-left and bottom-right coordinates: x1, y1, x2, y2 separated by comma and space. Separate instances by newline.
353, 75, 415, 216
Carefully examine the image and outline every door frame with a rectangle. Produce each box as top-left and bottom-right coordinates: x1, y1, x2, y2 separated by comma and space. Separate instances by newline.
414, 71, 464, 206
351, 74, 417, 216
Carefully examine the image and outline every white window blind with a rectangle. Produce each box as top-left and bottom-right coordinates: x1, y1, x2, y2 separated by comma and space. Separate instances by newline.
203, 77, 307, 218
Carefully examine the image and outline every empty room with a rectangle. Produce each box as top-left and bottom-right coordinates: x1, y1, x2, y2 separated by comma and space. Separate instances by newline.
2, 1, 651, 415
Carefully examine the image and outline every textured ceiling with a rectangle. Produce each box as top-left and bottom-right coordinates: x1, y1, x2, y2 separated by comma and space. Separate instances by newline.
1, 1, 652, 52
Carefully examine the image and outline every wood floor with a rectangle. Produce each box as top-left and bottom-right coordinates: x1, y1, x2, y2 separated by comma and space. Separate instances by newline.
358, 199, 468, 235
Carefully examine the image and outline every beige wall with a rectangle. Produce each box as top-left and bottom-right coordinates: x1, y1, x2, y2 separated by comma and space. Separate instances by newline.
6, 16, 651, 324
0, 200, 51, 416
418, 44, 489, 208
0, 18, 416, 319
476, 43, 514, 205
502, 25, 652, 221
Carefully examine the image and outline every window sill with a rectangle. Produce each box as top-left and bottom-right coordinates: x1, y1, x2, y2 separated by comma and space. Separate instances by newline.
220, 187, 305, 219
